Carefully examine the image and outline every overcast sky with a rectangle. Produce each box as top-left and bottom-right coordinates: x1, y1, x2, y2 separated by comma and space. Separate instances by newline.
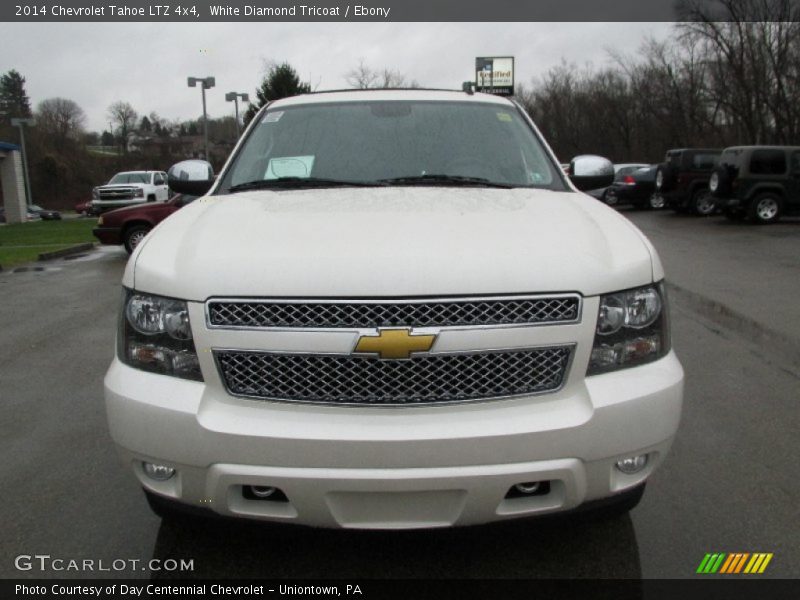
1, 22, 673, 132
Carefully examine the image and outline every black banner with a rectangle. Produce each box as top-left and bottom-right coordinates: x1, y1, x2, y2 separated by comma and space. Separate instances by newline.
0, 0, 725, 23
3, 579, 800, 600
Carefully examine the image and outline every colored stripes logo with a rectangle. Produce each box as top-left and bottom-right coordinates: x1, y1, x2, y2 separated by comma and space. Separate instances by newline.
697, 553, 773, 574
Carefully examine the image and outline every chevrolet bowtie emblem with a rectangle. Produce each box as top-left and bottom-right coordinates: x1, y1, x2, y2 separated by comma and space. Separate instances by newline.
354, 328, 437, 360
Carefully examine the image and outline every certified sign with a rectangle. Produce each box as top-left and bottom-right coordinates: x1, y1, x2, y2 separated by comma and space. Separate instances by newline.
475, 57, 515, 96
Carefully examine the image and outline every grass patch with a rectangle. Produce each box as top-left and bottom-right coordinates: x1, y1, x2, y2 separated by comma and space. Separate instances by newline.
0, 220, 96, 268
0, 245, 78, 269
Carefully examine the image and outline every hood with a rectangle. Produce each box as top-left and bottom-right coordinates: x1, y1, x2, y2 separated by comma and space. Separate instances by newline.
103, 201, 168, 219
127, 187, 656, 300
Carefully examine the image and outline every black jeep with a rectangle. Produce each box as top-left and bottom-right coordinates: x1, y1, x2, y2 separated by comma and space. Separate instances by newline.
710, 146, 800, 224
654, 148, 722, 215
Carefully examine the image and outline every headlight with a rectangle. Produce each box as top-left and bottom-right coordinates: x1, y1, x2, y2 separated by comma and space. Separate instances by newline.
134, 188, 144, 197
118, 289, 202, 381
97, 216, 104, 225
92, 188, 99, 199
588, 283, 670, 375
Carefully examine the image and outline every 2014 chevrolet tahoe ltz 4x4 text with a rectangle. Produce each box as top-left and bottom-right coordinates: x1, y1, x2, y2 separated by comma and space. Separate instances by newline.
104, 89, 684, 529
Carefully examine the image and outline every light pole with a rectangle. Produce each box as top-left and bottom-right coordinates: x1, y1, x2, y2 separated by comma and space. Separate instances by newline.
10, 117, 34, 205
225, 92, 249, 138
187, 76, 215, 160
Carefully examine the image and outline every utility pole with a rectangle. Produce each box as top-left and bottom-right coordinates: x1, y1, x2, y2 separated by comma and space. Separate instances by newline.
188, 76, 216, 160
225, 92, 249, 138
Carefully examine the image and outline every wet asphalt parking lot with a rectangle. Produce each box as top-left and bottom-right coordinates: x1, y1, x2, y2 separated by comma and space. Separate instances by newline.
0, 209, 798, 580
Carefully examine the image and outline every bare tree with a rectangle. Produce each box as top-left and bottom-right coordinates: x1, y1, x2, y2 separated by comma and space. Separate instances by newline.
677, 0, 800, 143
107, 101, 139, 152
35, 97, 87, 150
345, 60, 420, 89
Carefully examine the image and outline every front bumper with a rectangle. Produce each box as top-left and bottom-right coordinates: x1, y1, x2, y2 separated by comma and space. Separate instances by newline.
105, 348, 684, 529
93, 226, 122, 245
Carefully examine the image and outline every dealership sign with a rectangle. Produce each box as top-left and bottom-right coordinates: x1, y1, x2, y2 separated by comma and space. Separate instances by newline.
475, 57, 514, 96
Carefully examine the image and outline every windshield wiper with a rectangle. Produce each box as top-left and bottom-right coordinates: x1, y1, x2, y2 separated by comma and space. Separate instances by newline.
228, 177, 381, 193
378, 174, 514, 188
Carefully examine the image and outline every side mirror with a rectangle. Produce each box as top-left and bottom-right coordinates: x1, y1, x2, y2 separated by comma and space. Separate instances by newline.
568, 155, 614, 191
167, 160, 215, 196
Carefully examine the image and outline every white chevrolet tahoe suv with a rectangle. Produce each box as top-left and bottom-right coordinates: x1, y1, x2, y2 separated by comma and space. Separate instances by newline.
92, 170, 170, 212
104, 90, 683, 529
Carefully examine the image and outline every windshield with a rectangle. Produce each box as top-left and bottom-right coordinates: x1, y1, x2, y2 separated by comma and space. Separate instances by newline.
109, 173, 149, 184
217, 100, 565, 192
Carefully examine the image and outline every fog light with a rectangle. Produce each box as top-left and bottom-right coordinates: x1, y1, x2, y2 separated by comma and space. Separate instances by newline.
143, 462, 175, 481
514, 482, 541, 495
251, 485, 276, 499
615, 455, 648, 474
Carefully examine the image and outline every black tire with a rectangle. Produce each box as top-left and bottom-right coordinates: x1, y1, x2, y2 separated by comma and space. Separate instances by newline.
748, 192, 783, 224
123, 224, 151, 254
655, 164, 676, 192
691, 188, 715, 216
709, 166, 731, 197
649, 193, 665, 210
604, 189, 619, 206
147, 194, 156, 202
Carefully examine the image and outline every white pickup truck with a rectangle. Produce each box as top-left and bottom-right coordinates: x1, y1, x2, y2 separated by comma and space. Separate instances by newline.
105, 89, 683, 529
92, 170, 169, 212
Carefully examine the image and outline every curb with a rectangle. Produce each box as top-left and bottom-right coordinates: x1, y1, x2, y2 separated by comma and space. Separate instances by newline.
667, 282, 800, 370
37, 242, 95, 261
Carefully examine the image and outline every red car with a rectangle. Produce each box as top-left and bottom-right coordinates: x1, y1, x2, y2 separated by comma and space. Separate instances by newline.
75, 199, 95, 216
93, 194, 197, 253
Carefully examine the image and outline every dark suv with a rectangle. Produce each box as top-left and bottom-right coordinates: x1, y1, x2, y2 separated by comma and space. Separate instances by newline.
710, 146, 800, 224
655, 148, 722, 215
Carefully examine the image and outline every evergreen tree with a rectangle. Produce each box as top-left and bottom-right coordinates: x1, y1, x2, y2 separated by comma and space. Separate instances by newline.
244, 62, 311, 125
0, 69, 32, 118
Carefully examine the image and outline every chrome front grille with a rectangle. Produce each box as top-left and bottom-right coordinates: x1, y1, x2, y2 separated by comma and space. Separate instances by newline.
215, 346, 573, 406
98, 187, 137, 200
207, 295, 581, 329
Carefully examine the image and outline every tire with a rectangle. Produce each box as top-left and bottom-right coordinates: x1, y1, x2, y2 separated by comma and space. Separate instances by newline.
655, 164, 676, 192
748, 192, 782, 224
691, 188, 715, 216
147, 194, 156, 202
649, 194, 665, 210
604, 189, 619, 206
123, 224, 151, 254
710, 165, 733, 198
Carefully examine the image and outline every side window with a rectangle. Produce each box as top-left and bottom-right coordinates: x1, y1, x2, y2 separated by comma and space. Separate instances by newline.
692, 154, 718, 170
750, 150, 787, 175
154, 173, 165, 185
791, 152, 800, 174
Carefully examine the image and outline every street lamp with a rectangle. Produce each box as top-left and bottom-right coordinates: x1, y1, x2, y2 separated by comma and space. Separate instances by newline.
187, 76, 215, 160
225, 92, 249, 138
10, 117, 34, 206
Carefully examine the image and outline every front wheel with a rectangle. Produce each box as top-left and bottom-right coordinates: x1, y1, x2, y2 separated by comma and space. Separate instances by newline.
604, 189, 619, 206
124, 225, 151, 254
748, 193, 782, 224
649, 194, 665, 210
692, 189, 715, 216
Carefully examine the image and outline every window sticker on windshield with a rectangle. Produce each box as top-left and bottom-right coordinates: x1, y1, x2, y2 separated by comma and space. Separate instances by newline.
497, 112, 512, 122
264, 156, 315, 179
263, 111, 284, 123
